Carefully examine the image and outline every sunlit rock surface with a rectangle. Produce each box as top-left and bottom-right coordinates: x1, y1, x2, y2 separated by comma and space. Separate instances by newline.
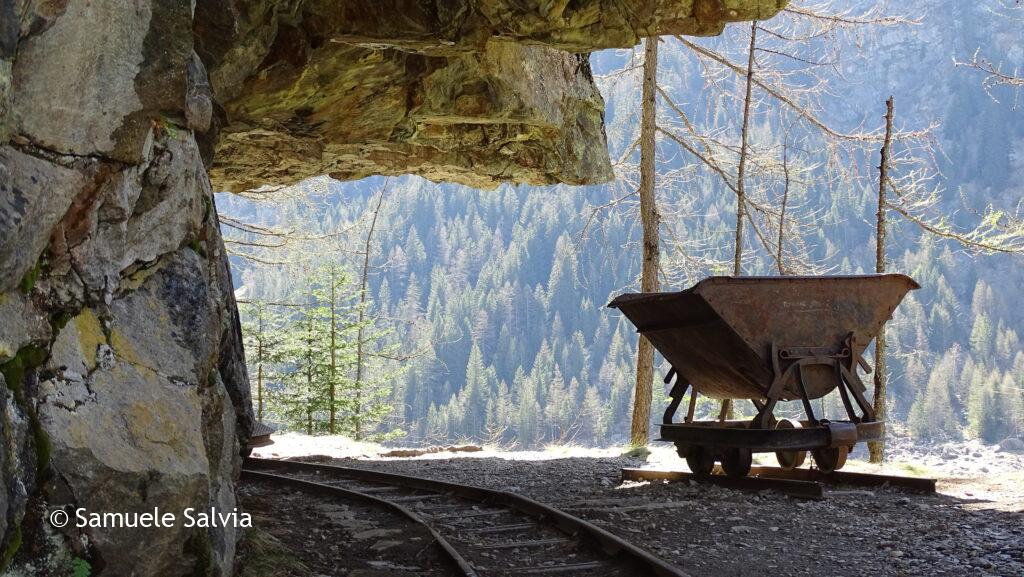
2, 2, 250, 573
200, 0, 786, 192
210, 41, 609, 191
299, 0, 788, 53
0, 0, 782, 574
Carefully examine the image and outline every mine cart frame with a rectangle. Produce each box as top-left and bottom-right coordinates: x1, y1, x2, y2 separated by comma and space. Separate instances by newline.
610, 274, 919, 478
658, 332, 882, 477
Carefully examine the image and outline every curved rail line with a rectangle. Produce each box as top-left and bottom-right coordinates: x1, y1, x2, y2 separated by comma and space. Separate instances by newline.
243, 457, 689, 577
621, 466, 936, 498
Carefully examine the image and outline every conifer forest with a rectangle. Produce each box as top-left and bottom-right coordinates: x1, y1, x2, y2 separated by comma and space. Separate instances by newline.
219, 1, 1024, 450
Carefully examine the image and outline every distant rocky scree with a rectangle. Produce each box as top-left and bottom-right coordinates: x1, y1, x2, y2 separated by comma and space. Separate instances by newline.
0, 0, 783, 575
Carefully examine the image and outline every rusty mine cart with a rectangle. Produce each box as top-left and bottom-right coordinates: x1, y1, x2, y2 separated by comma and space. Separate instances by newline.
609, 274, 919, 479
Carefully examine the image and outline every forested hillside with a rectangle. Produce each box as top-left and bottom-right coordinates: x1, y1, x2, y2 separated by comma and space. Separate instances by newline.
218, 1, 1024, 448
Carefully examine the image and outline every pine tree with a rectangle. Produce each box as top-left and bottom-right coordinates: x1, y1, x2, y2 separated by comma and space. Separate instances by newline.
273, 279, 328, 434
1007, 366, 1024, 438
996, 325, 1019, 365
970, 314, 994, 362
461, 343, 489, 437
581, 385, 609, 444
968, 370, 1000, 442
240, 300, 285, 423
309, 262, 359, 434
515, 369, 540, 448
908, 352, 961, 441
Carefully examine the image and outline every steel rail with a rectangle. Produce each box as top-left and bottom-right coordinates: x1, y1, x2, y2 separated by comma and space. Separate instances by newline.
622, 466, 936, 497
245, 457, 691, 577
747, 465, 937, 493
241, 469, 478, 576
620, 467, 824, 500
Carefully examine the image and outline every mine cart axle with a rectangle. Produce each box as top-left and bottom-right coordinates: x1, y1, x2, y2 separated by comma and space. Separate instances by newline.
661, 420, 872, 476
659, 420, 882, 452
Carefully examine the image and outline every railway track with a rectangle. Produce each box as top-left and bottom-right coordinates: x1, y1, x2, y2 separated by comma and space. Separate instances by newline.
243, 457, 689, 577
747, 465, 937, 492
621, 467, 824, 499
621, 466, 936, 499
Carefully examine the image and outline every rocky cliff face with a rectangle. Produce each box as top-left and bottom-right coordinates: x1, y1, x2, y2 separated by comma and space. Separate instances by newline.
2, 2, 250, 574
0, 0, 782, 575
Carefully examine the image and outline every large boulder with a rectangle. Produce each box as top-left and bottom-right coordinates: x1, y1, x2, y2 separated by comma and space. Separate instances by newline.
1, 0, 252, 568
1, 128, 251, 576
39, 249, 241, 575
10, 0, 192, 163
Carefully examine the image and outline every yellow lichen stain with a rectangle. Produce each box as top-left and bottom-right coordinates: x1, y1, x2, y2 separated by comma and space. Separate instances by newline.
119, 262, 163, 292
50, 362, 207, 473
128, 403, 158, 440
128, 399, 198, 465
109, 329, 145, 368
74, 309, 107, 371
0, 294, 13, 362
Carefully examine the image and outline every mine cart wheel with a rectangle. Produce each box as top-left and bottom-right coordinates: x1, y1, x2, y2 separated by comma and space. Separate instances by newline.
812, 446, 849, 473
683, 445, 715, 478
774, 419, 807, 470
721, 448, 753, 478
776, 448, 807, 471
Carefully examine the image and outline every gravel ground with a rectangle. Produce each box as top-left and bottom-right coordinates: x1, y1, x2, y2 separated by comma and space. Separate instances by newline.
239, 478, 460, 576
251, 434, 1024, 576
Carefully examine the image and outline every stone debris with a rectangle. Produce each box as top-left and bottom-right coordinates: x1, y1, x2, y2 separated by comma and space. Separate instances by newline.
997, 438, 1024, 454
378, 445, 483, 458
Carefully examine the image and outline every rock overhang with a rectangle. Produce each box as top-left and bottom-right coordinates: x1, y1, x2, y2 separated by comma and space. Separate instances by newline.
198, 0, 788, 192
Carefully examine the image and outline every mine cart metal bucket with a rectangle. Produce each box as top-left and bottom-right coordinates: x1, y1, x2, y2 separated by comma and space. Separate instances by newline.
608, 274, 919, 401
608, 274, 919, 477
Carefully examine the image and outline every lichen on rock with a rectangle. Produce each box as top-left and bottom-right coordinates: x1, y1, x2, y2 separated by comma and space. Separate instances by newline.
39, 249, 240, 575
211, 39, 610, 191
310, 0, 788, 53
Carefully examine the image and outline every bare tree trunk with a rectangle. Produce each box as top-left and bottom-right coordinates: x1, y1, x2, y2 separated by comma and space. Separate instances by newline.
307, 319, 315, 435
869, 96, 894, 463
630, 37, 660, 448
777, 142, 790, 275
329, 270, 337, 434
254, 307, 265, 422
734, 21, 757, 276
256, 345, 264, 422
354, 186, 387, 441
722, 22, 758, 421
